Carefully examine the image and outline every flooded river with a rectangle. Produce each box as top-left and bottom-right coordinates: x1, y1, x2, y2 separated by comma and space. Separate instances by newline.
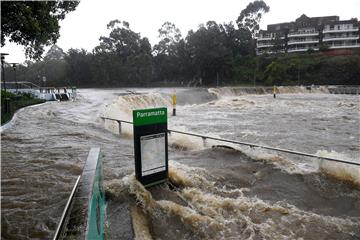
1, 87, 360, 239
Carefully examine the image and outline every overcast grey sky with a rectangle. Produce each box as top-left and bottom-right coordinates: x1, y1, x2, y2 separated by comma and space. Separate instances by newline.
1, 0, 360, 63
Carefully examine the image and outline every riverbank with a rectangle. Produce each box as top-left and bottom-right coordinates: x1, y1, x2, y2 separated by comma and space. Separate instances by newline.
1, 90, 46, 125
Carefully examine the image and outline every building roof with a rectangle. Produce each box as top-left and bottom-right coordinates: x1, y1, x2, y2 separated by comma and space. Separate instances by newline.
296, 14, 339, 25
267, 22, 293, 32
263, 14, 355, 33
324, 18, 358, 27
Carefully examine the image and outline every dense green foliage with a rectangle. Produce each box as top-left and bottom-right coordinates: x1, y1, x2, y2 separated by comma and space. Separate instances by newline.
262, 53, 360, 86
1, 90, 45, 125
1, 1, 79, 59
2, 0, 359, 87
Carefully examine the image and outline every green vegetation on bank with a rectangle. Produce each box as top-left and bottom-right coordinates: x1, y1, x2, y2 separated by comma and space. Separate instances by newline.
1, 90, 45, 125
244, 51, 360, 86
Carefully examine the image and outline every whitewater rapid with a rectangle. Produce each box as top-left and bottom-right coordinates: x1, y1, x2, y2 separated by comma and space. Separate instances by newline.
1, 87, 359, 239
102, 87, 360, 181
101, 87, 360, 239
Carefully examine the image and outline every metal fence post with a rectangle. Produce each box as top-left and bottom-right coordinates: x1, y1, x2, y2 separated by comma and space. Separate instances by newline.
117, 120, 122, 135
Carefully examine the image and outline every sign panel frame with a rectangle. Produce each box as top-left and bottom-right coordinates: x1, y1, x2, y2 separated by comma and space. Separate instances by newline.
133, 107, 168, 187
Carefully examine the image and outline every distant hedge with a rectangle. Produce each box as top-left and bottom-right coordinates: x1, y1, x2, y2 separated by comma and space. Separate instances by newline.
1, 90, 45, 125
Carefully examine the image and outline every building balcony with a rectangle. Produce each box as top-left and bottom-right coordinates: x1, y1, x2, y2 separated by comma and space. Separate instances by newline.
288, 31, 319, 37
257, 44, 274, 48
323, 35, 360, 42
328, 43, 360, 49
288, 47, 319, 53
288, 40, 319, 45
257, 37, 272, 41
257, 49, 285, 55
323, 27, 359, 33
257, 36, 285, 41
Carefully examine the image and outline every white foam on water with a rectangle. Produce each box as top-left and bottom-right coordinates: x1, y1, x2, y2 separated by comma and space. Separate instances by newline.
172, 133, 311, 175
208, 86, 330, 99
131, 205, 153, 240
168, 126, 206, 151
207, 97, 256, 109
317, 150, 360, 187
105, 161, 360, 239
0, 101, 48, 133
170, 161, 360, 239
100, 90, 359, 184
100, 92, 172, 136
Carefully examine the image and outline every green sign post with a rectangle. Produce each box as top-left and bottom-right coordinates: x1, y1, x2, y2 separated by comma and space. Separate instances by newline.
133, 107, 168, 187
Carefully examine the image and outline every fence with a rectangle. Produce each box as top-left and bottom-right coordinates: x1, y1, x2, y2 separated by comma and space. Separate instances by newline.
101, 117, 360, 166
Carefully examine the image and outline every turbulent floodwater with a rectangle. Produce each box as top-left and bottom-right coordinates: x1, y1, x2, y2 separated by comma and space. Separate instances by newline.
1, 87, 360, 239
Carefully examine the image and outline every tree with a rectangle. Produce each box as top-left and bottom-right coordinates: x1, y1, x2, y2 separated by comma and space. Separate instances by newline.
93, 20, 153, 86
44, 45, 66, 61
264, 61, 287, 85
186, 21, 233, 85
222, 22, 255, 57
1, 1, 79, 59
153, 22, 187, 83
319, 43, 330, 52
65, 49, 93, 86
236, 0, 270, 38
270, 35, 284, 54
153, 22, 182, 55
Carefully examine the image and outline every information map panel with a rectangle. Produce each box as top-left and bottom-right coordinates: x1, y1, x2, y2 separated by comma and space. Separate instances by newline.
140, 133, 166, 176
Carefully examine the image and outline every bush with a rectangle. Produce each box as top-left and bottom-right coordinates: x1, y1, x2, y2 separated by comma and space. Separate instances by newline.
1, 90, 45, 125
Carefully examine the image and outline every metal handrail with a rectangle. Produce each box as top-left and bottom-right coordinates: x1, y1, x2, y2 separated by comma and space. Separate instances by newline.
53, 175, 81, 240
100, 117, 360, 166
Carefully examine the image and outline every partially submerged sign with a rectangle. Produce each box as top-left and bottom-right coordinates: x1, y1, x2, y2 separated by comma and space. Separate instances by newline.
133, 107, 168, 187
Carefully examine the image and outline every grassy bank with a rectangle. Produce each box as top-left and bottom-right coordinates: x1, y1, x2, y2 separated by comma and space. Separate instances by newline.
1, 90, 46, 125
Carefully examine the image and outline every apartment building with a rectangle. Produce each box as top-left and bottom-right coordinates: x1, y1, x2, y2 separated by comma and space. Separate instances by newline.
257, 14, 360, 55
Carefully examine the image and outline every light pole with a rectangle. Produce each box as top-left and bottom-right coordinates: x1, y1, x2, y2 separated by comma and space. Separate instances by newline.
42, 76, 46, 88
10, 63, 18, 92
1, 53, 9, 92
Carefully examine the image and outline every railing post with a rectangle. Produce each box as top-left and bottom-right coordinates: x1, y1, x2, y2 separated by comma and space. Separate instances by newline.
4, 98, 11, 114
117, 120, 122, 135
202, 137, 206, 147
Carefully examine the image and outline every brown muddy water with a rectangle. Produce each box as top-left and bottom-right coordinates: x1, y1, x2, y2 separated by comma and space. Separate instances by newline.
1, 87, 360, 239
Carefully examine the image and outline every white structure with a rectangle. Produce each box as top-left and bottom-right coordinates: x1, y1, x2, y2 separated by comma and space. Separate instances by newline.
257, 15, 360, 55
322, 22, 360, 49
1, 81, 76, 101
287, 28, 320, 53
